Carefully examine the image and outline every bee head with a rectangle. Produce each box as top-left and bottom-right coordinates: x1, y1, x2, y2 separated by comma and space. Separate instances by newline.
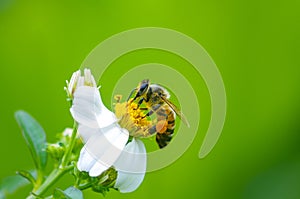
134, 79, 149, 100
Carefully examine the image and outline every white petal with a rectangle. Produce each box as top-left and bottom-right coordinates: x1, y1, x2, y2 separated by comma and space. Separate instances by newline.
77, 146, 97, 172
77, 124, 99, 143
78, 124, 129, 177
68, 70, 80, 94
88, 161, 109, 177
84, 68, 97, 87
76, 76, 84, 88
114, 138, 147, 193
70, 86, 117, 128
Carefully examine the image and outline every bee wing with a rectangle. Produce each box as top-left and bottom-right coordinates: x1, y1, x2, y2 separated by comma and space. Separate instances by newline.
161, 96, 190, 128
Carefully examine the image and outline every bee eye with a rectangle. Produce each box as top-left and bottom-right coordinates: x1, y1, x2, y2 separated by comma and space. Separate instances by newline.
139, 83, 148, 93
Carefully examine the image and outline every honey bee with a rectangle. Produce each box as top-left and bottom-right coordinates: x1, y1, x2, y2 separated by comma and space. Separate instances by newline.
128, 79, 190, 148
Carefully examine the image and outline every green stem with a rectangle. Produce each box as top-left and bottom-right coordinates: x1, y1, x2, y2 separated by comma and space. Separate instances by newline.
61, 121, 78, 168
26, 166, 73, 199
26, 122, 78, 198
33, 170, 44, 191
74, 177, 81, 187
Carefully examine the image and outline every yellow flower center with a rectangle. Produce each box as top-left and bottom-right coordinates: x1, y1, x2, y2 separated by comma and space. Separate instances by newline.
114, 95, 152, 137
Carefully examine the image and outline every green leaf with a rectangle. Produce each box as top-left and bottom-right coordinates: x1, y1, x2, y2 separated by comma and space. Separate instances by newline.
53, 187, 83, 199
64, 187, 83, 199
15, 110, 47, 171
16, 170, 36, 185
0, 175, 30, 198
53, 188, 71, 199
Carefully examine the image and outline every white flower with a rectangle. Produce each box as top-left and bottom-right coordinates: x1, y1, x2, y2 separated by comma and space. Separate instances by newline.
69, 71, 147, 193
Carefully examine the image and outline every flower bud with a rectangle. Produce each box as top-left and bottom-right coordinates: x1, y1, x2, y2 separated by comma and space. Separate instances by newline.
91, 167, 118, 195
65, 68, 97, 99
47, 143, 65, 161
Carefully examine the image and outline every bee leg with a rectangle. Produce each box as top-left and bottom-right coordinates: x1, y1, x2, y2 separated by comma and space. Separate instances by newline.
132, 97, 145, 110
148, 119, 167, 135
137, 97, 145, 108
148, 125, 157, 135
127, 88, 137, 102
144, 110, 154, 118
143, 104, 162, 118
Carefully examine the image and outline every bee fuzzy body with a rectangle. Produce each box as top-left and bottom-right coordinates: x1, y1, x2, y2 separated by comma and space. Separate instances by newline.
129, 79, 189, 149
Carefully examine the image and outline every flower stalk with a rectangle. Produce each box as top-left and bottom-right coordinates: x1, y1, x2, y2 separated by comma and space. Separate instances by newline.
26, 166, 73, 199
60, 122, 78, 168
26, 122, 78, 199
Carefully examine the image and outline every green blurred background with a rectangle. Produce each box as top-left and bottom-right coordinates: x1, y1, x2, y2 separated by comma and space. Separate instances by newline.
1, 0, 300, 198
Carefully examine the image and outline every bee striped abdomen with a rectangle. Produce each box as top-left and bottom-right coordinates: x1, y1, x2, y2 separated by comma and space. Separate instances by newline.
155, 105, 176, 148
